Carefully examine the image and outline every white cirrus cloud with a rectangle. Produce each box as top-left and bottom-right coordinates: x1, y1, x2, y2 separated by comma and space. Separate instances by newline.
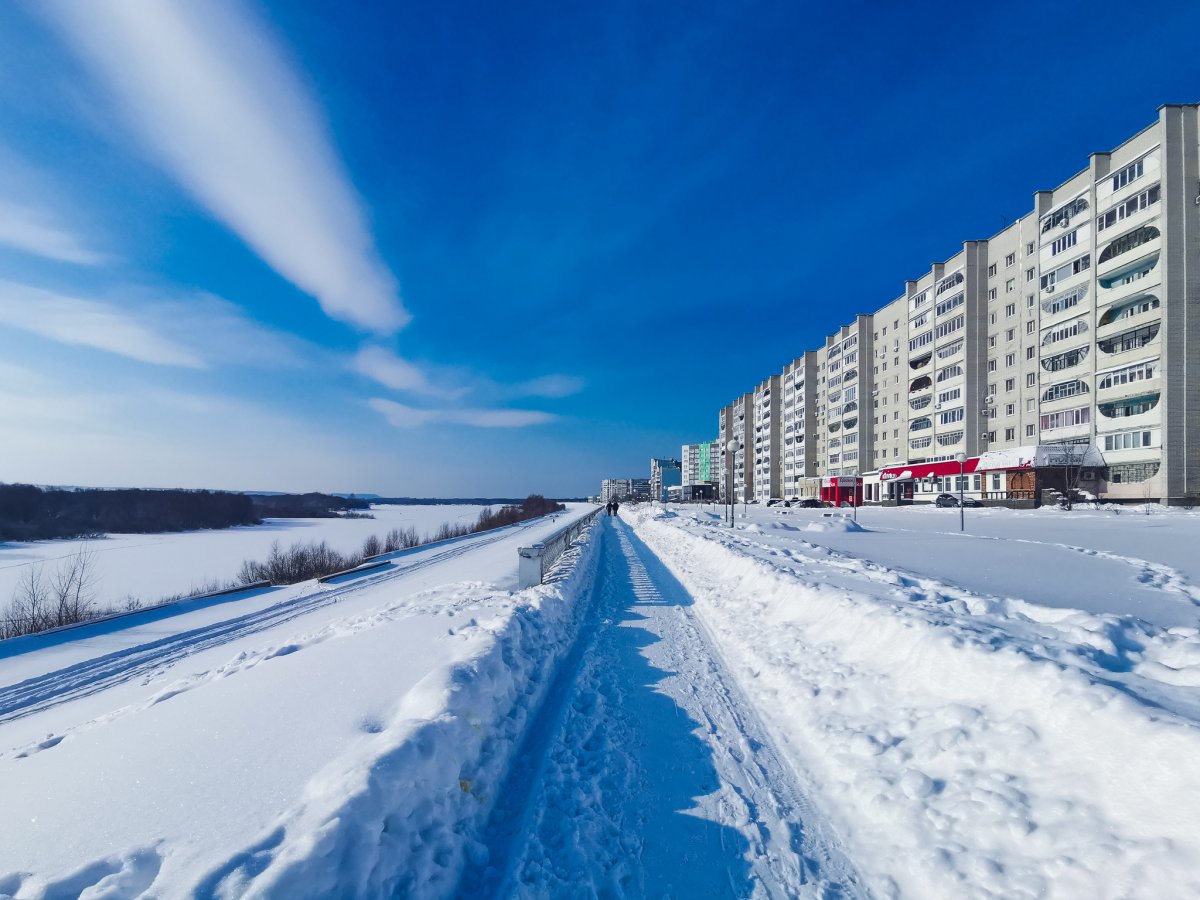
0, 280, 204, 367
0, 198, 107, 266
351, 346, 466, 400
40, 0, 407, 333
509, 374, 584, 399
368, 398, 556, 429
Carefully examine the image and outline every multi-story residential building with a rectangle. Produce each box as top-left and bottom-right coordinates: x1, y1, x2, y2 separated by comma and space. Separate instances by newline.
730, 393, 754, 501
630, 478, 652, 501
682, 440, 719, 487
780, 352, 817, 498
709, 103, 1200, 505
649, 457, 682, 501
599, 479, 631, 503
751, 376, 781, 501
718, 404, 734, 502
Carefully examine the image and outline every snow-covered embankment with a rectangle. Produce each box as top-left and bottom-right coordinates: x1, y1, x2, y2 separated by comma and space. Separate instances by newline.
199, 520, 602, 898
627, 506, 1200, 899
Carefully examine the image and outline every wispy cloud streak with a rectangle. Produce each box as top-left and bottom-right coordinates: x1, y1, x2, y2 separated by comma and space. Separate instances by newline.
41, 0, 407, 333
369, 398, 556, 429
0, 198, 107, 265
0, 280, 204, 367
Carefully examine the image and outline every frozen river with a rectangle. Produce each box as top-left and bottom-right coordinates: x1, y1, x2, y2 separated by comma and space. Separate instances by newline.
0, 504, 489, 612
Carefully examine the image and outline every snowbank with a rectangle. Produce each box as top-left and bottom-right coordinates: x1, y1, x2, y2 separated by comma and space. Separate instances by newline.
195, 519, 602, 899
627, 506, 1200, 899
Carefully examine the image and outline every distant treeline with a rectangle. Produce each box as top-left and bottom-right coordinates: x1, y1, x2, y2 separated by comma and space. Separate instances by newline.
0, 485, 368, 542
247, 492, 371, 518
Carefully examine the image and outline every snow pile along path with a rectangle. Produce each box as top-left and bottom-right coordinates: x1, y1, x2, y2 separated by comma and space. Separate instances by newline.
196, 521, 603, 899
627, 506, 1200, 899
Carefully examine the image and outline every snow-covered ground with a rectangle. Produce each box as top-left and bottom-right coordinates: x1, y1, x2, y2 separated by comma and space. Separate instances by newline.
5, 500, 1199, 898
0, 506, 597, 898
0, 504, 489, 611
626, 502, 1200, 898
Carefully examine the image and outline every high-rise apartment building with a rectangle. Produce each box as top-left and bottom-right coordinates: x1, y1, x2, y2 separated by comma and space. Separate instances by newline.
711, 103, 1200, 504
682, 440, 719, 487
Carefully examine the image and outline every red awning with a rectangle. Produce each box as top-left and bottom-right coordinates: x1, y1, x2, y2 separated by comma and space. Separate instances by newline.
879, 458, 979, 480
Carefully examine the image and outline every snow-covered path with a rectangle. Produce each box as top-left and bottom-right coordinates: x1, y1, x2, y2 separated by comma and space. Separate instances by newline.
460, 516, 864, 898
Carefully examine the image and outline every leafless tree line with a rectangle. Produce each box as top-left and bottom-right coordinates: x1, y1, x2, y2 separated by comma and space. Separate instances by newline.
2, 546, 101, 639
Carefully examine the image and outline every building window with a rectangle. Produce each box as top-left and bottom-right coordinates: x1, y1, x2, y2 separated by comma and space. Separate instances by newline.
1041, 195, 1089, 234
935, 314, 965, 340
1051, 230, 1078, 256
1026, 268, 1035, 282
1006, 253, 1016, 267
1005, 403, 1015, 416
1005, 303, 1016, 318
989, 288, 997, 301
1111, 158, 1145, 192
1026, 373, 1036, 387
1097, 359, 1156, 390
1027, 241, 1035, 255
1098, 184, 1161, 232
1005, 353, 1016, 367
1005, 428, 1016, 441
1026, 321, 1035, 334
935, 291, 964, 318
1026, 424, 1036, 437
1040, 406, 1090, 430
989, 336, 997, 348
988, 263, 997, 277
1103, 430, 1153, 451
1041, 254, 1091, 292
988, 359, 997, 373
1026, 346, 1036, 360
1006, 328, 1016, 342
1006, 278, 1016, 293
1005, 378, 1015, 392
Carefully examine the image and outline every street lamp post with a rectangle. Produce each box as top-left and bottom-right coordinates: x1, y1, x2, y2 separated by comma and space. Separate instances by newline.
956, 450, 967, 532
726, 438, 738, 527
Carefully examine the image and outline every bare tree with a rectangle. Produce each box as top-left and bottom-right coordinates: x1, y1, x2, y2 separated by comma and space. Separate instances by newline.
51, 544, 99, 628
5, 563, 51, 637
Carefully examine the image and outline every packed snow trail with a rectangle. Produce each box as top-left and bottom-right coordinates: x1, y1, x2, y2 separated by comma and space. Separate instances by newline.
459, 515, 865, 898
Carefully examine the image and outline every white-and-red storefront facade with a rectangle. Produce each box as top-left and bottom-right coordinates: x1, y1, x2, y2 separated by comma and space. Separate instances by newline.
819, 475, 862, 507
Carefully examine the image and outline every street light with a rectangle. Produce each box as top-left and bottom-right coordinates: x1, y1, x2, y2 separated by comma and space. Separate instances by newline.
955, 450, 967, 532
726, 438, 738, 527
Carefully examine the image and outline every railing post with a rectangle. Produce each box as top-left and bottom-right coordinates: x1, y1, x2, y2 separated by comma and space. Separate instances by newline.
518, 543, 546, 589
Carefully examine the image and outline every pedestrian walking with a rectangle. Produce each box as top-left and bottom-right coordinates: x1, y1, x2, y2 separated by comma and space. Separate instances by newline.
612, 500, 620, 517
606, 502, 613, 516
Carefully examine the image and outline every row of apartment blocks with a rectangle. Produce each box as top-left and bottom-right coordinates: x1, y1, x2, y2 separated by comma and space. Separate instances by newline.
704, 104, 1200, 505
598, 459, 685, 504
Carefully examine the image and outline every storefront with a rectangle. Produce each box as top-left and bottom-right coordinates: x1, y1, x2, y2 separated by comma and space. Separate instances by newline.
877, 458, 982, 504
820, 475, 862, 507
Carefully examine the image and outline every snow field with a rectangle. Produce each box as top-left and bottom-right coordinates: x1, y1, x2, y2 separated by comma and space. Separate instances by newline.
627, 506, 1200, 899
0, 504, 490, 612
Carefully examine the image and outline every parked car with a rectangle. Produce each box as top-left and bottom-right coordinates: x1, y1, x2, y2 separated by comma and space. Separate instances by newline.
935, 492, 983, 508
796, 498, 823, 508
766, 498, 786, 507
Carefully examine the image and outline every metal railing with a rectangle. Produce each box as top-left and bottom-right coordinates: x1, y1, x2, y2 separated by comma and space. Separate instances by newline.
518, 507, 603, 588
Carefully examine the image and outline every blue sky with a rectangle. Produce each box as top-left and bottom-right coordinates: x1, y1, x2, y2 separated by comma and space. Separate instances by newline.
1, 1, 1199, 497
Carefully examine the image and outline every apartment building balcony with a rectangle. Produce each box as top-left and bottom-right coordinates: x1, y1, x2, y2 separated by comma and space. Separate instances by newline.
1097, 225, 1161, 276
909, 375, 933, 394
1097, 322, 1160, 357
935, 430, 964, 448
1098, 251, 1160, 292
1041, 345, 1089, 374
909, 352, 932, 370
1041, 283, 1088, 320
936, 338, 964, 362
1096, 296, 1160, 339
1097, 391, 1161, 421
910, 395, 932, 412
910, 416, 933, 432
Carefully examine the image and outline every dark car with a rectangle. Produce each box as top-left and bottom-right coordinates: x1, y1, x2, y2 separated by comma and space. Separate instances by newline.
796, 498, 823, 508
935, 492, 983, 508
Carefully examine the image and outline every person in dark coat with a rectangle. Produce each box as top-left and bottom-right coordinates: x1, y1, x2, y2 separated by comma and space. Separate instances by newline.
605, 501, 613, 516
612, 500, 620, 516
